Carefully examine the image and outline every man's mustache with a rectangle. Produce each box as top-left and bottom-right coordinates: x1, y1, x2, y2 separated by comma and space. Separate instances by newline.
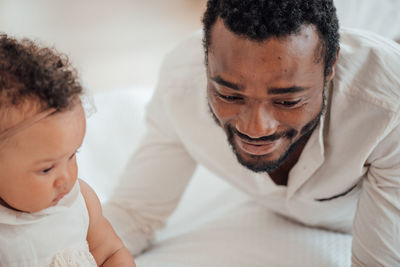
231, 127, 297, 143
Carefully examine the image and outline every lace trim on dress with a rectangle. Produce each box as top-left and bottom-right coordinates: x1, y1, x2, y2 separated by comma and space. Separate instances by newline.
48, 243, 97, 267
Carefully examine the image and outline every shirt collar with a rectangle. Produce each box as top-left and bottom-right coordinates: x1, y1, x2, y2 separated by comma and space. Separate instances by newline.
286, 80, 333, 198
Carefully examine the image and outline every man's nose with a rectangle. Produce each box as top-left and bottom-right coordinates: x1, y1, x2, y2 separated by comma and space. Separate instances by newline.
236, 102, 278, 139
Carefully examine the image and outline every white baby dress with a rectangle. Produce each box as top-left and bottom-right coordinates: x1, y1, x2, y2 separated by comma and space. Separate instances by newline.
0, 181, 97, 266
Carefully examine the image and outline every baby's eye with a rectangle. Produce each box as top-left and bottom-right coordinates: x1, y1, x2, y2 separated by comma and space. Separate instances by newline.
69, 149, 79, 160
41, 166, 54, 174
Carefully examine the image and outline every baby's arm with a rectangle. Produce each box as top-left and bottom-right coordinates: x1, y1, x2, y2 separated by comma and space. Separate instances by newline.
79, 179, 136, 267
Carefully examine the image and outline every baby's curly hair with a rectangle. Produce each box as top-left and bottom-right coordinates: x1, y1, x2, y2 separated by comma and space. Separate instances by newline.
0, 34, 82, 112
202, 0, 340, 77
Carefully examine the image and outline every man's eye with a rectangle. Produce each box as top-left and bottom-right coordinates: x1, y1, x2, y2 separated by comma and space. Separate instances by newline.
216, 92, 242, 102
275, 100, 301, 107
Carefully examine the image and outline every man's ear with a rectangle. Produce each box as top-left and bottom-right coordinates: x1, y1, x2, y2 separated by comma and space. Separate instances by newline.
326, 46, 340, 81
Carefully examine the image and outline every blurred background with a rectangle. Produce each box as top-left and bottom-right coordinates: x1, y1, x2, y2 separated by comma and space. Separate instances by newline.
1, 0, 399, 94
0, 0, 208, 93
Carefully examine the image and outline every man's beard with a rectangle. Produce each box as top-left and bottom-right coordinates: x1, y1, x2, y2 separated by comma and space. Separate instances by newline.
209, 85, 327, 173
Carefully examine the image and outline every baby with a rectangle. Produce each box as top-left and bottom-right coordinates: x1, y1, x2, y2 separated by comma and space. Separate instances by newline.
0, 34, 135, 266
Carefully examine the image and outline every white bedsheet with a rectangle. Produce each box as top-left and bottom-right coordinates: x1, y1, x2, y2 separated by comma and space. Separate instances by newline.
78, 88, 352, 266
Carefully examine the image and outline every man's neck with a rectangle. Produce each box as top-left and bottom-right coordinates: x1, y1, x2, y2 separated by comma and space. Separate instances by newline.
268, 135, 310, 186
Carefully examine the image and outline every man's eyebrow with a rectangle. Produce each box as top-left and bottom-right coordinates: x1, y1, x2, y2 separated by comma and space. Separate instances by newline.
267, 86, 310, 95
210, 76, 242, 91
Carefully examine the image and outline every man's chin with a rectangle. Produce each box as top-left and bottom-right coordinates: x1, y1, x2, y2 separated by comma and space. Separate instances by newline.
233, 149, 284, 173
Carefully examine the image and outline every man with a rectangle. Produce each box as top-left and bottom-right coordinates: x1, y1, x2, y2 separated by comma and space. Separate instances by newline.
104, 0, 400, 265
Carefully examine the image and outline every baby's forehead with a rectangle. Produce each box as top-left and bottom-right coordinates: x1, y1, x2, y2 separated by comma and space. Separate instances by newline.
0, 99, 44, 132
0, 102, 85, 157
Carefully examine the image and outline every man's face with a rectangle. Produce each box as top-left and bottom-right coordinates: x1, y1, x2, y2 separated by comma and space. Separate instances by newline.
207, 19, 335, 173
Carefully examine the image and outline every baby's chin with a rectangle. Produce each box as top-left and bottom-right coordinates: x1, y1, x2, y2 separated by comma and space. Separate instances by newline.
0, 199, 37, 213
13, 197, 67, 213
50, 192, 68, 206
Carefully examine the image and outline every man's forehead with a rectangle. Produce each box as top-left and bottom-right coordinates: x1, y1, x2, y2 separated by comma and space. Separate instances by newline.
208, 19, 324, 64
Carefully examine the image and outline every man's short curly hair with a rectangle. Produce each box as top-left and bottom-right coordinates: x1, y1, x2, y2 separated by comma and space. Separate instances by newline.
202, 0, 340, 77
0, 33, 82, 112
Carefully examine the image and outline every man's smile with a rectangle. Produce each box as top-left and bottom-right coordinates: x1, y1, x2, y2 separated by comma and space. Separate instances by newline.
234, 134, 281, 156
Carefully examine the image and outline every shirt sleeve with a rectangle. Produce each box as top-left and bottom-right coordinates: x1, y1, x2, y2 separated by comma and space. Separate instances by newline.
102, 55, 197, 256
352, 118, 400, 266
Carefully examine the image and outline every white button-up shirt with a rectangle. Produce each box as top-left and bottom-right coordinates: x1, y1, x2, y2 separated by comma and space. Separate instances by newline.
104, 28, 400, 266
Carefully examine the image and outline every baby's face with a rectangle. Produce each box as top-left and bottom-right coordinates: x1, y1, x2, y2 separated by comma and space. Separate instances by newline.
0, 103, 86, 213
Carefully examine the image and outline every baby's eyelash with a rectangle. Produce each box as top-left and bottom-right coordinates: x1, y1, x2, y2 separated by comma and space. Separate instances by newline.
69, 150, 80, 159
41, 166, 54, 174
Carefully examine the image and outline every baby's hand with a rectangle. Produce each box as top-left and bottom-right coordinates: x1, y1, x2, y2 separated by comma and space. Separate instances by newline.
79, 179, 136, 266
